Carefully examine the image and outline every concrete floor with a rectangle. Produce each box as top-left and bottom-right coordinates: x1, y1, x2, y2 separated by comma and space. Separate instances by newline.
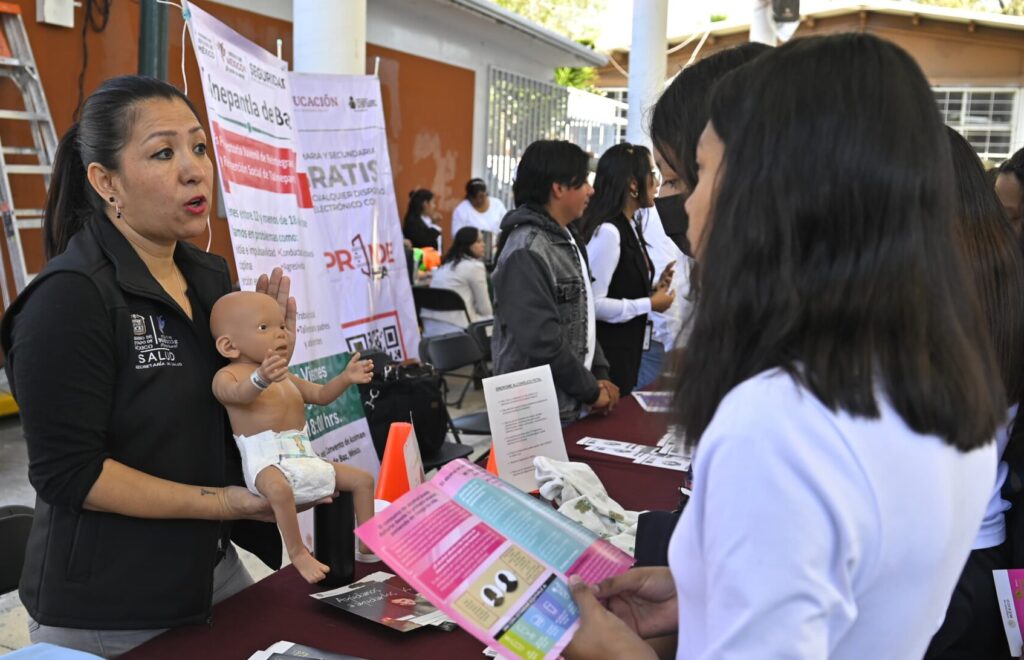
0, 378, 490, 655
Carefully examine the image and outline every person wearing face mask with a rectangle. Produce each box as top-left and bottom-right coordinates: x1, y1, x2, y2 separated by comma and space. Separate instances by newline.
564, 33, 999, 660
637, 44, 773, 394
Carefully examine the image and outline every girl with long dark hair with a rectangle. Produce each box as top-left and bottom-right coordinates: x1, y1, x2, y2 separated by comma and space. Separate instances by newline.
0, 76, 291, 656
579, 143, 674, 394
402, 188, 442, 250
421, 226, 493, 336
565, 34, 1000, 660
924, 127, 1024, 659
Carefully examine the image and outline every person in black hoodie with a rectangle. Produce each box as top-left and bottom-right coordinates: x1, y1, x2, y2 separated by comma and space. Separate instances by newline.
0, 76, 305, 657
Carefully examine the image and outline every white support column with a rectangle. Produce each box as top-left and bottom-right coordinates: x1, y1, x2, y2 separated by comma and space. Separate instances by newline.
293, 0, 366, 74
626, 0, 668, 148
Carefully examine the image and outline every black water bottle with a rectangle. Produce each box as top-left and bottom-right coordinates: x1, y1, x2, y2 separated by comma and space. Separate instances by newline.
313, 491, 356, 588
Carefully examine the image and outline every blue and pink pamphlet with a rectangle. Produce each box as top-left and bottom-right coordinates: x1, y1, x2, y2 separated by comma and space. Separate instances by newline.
995, 569, 1024, 656
356, 459, 634, 660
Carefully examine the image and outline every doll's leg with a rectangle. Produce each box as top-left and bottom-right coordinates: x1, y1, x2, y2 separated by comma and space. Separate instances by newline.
255, 465, 330, 583
331, 463, 375, 554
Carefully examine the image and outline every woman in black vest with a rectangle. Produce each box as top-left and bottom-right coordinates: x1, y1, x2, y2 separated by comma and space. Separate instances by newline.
581, 143, 675, 395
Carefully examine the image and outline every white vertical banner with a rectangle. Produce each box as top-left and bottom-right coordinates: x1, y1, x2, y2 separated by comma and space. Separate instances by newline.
290, 73, 420, 363
185, 3, 380, 486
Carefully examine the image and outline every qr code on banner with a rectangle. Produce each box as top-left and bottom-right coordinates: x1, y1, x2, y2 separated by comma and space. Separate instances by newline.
346, 323, 402, 362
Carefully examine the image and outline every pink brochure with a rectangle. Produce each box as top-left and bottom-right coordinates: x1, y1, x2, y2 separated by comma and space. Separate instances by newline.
994, 568, 1024, 656
356, 459, 634, 660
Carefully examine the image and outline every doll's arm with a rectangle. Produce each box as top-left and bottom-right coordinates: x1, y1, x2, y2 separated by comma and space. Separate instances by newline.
288, 352, 374, 406
212, 351, 290, 404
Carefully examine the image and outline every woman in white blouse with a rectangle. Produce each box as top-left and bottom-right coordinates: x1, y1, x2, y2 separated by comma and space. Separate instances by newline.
564, 34, 1000, 660
421, 226, 493, 337
451, 178, 507, 247
580, 143, 675, 395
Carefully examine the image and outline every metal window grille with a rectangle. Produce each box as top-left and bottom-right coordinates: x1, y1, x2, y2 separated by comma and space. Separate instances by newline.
485, 68, 626, 210
485, 68, 569, 211
566, 87, 628, 157
934, 87, 1018, 163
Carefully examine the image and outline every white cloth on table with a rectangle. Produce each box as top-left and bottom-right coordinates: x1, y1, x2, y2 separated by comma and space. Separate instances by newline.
534, 455, 638, 555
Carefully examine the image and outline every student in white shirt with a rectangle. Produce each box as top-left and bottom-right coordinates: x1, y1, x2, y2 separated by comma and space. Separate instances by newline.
564, 34, 1001, 660
421, 226, 493, 337
923, 128, 1024, 659
451, 178, 507, 245
580, 143, 675, 395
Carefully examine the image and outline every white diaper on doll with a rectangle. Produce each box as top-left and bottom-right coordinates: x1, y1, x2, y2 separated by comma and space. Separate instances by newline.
236, 427, 336, 505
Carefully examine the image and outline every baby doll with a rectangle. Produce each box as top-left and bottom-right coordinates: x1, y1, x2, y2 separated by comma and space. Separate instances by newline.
211, 291, 375, 583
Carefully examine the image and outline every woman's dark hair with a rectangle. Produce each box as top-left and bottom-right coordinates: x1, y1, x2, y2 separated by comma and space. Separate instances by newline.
44, 75, 202, 259
512, 140, 589, 208
578, 142, 654, 242
649, 43, 769, 194
998, 147, 1024, 190
676, 33, 1004, 452
465, 178, 487, 200
947, 126, 1024, 406
442, 226, 480, 266
403, 188, 434, 227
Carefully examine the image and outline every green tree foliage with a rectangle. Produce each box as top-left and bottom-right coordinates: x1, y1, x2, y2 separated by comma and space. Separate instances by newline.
493, 0, 607, 91
493, 0, 608, 41
915, 0, 1023, 16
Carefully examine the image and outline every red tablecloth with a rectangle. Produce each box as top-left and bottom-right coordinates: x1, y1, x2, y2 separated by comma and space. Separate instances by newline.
123, 395, 680, 660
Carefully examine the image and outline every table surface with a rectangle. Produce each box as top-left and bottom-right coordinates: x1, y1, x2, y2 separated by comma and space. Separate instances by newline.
124, 395, 680, 660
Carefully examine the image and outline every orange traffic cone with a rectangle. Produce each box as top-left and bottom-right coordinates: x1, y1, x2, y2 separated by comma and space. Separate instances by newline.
375, 422, 425, 502
486, 443, 499, 475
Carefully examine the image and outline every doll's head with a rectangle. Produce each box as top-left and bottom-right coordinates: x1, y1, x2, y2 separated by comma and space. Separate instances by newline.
210, 291, 289, 363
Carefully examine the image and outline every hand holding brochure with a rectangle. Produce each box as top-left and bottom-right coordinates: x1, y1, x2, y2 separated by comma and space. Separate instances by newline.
355, 460, 635, 660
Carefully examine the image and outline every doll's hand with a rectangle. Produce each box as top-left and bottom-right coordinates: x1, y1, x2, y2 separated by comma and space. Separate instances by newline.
344, 351, 375, 385
259, 350, 290, 383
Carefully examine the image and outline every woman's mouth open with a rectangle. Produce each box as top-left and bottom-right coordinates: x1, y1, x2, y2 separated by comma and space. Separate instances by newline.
184, 196, 208, 215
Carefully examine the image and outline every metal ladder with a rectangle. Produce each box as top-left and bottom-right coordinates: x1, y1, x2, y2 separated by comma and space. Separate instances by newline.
0, 2, 58, 308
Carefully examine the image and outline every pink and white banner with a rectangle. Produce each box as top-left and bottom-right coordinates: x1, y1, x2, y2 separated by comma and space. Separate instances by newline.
186, 1, 380, 479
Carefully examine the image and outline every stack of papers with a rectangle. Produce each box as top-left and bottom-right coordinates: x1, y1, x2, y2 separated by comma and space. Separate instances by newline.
312, 571, 456, 632
577, 435, 691, 472
632, 391, 674, 413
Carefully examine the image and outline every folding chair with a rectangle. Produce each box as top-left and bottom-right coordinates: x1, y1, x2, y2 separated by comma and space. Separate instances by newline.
421, 333, 492, 441
0, 504, 32, 594
411, 286, 470, 327
422, 331, 485, 408
467, 319, 494, 362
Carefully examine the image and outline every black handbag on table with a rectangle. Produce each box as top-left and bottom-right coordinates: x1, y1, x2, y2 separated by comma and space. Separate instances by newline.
358, 353, 448, 459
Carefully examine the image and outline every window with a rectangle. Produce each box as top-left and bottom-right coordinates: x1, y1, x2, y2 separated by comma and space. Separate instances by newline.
934, 87, 1018, 163
603, 88, 629, 144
